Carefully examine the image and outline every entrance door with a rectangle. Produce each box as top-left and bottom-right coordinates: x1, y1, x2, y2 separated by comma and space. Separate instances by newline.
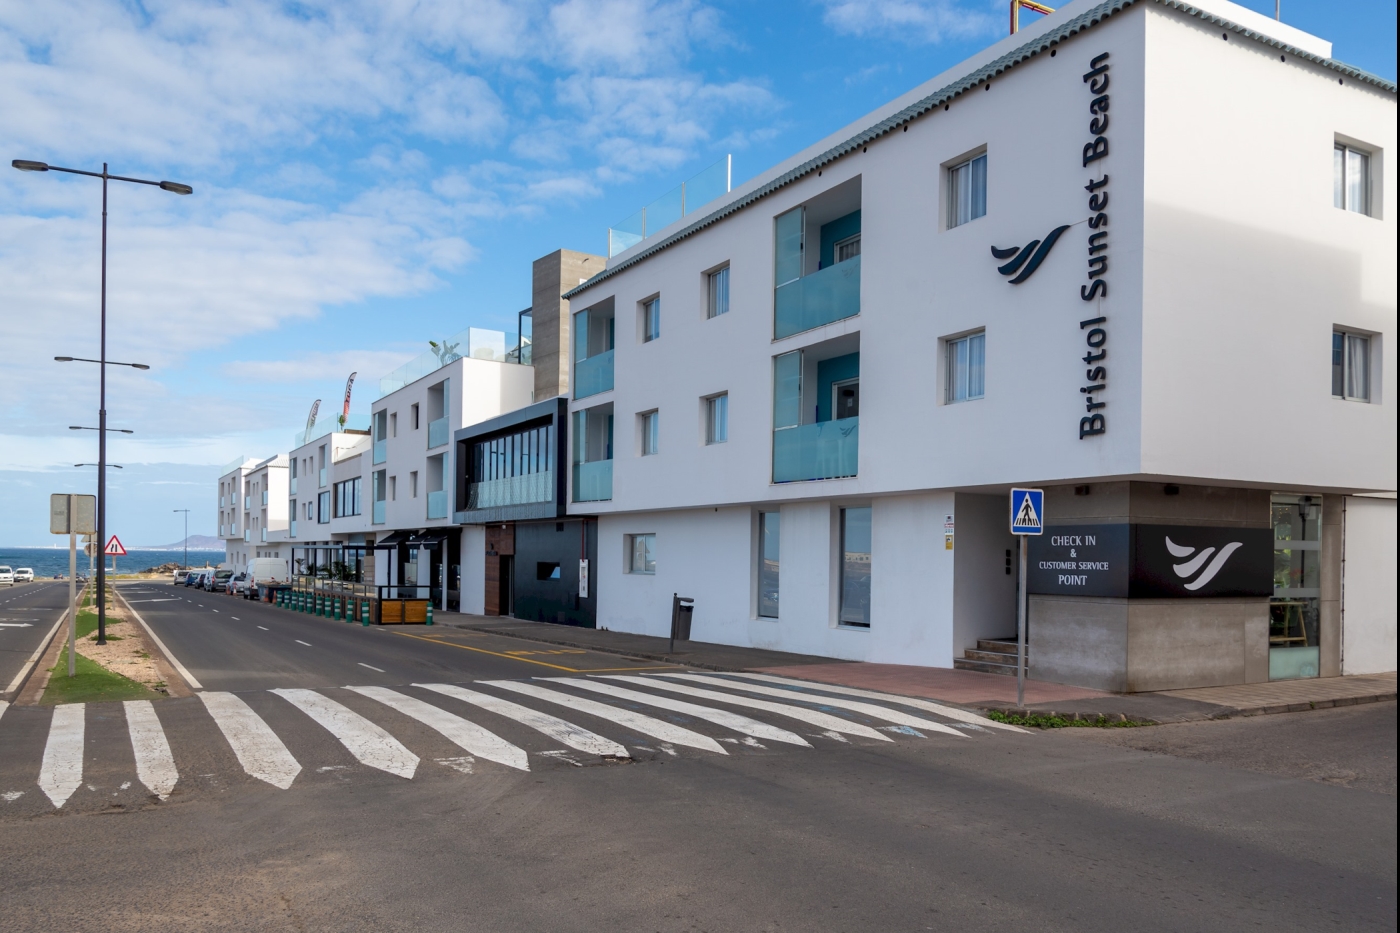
1269, 495, 1321, 680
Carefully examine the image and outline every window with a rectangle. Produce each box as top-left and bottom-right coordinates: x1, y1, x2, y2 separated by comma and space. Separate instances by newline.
707, 266, 730, 318
1334, 144, 1372, 215
706, 394, 728, 444
833, 234, 861, 264
317, 491, 331, 524
628, 534, 656, 574
643, 296, 661, 342
335, 477, 361, 517
946, 331, 986, 403
411, 403, 420, 430
389, 475, 397, 501
537, 562, 562, 580
1332, 331, 1371, 401
640, 410, 659, 456
390, 412, 397, 437
839, 507, 871, 627
409, 471, 419, 498
758, 512, 780, 618
948, 153, 987, 228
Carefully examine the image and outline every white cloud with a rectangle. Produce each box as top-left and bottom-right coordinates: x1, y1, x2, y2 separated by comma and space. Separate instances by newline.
817, 0, 998, 43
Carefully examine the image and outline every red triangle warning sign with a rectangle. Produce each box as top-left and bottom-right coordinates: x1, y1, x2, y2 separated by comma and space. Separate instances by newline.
104, 535, 128, 556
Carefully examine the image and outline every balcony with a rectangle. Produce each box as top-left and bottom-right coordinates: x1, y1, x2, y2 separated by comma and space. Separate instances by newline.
244, 529, 251, 542
574, 350, 614, 399
428, 416, 450, 449
261, 528, 268, 543
774, 256, 861, 339
468, 472, 553, 510
573, 460, 613, 502
773, 417, 859, 483
244, 495, 251, 509
262, 490, 268, 506
373, 500, 385, 525
319, 468, 327, 488
426, 490, 449, 520
289, 477, 297, 495
373, 438, 386, 465
290, 519, 297, 538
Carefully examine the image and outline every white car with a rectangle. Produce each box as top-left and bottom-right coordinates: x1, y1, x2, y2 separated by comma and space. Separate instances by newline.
0, 566, 13, 586
13, 568, 34, 583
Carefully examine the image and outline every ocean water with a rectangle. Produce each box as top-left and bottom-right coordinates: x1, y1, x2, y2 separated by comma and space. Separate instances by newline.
0, 547, 225, 579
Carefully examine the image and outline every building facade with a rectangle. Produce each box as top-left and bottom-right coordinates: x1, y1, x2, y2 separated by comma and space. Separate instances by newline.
552, 0, 1396, 689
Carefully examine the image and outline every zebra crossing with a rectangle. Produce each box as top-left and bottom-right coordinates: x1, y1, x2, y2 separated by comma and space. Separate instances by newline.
1, 673, 1024, 811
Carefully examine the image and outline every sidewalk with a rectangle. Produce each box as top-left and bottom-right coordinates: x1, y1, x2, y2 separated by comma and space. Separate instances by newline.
449, 613, 1398, 722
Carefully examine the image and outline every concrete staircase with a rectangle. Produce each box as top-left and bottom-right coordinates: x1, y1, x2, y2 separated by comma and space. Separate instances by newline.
953, 637, 1026, 676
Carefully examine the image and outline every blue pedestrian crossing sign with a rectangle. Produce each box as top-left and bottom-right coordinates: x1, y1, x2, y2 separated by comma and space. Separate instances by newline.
1010, 488, 1044, 535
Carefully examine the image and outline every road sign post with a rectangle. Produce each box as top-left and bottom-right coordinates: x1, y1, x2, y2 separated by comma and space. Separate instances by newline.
51, 494, 97, 678
1009, 488, 1045, 709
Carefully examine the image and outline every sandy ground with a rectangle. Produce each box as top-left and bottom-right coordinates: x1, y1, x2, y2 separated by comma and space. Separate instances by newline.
76, 601, 165, 690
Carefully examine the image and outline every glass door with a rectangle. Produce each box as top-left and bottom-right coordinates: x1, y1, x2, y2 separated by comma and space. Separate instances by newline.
1269, 495, 1321, 680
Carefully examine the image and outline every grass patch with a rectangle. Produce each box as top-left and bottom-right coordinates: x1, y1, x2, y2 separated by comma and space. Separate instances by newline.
988, 710, 1150, 728
73, 585, 117, 639
42, 647, 157, 705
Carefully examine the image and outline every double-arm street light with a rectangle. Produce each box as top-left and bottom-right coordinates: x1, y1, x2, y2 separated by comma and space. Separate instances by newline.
14, 158, 192, 644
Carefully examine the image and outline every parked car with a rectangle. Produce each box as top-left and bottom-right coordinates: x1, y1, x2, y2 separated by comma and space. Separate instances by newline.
173, 568, 195, 585
0, 566, 14, 586
14, 568, 34, 583
185, 571, 205, 588
229, 572, 251, 595
206, 569, 234, 592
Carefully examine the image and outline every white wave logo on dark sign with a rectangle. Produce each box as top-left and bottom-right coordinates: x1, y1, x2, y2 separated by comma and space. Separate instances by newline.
1165, 537, 1243, 591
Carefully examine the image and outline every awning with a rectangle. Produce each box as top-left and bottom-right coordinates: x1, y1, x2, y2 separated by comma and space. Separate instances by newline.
371, 530, 414, 548
371, 529, 452, 549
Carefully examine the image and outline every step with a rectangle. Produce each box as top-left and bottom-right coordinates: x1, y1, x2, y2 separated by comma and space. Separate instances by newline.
963, 648, 1029, 665
953, 657, 1024, 676
977, 638, 1020, 654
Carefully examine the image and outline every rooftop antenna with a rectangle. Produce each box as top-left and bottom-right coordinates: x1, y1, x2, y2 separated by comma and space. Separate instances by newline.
338, 372, 357, 428
303, 399, 321, 446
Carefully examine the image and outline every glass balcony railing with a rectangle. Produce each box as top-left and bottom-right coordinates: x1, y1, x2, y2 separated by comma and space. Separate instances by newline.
262, 490, 268, 506
244, 529, 251, 542
290, 520, 297, 538
373, 438, 386, 464
319, 468, 327, 488
773, 417, 859, 483
427, 490, 449, 520
573, 460, 613, 502
468, 472, 553, 510
289, 477, 297, 495
373, 500, 385, 525
294, 413, 370, 447
774, 256, 861, 339
261, 528, 268, 543
244, 495, 251, 509
574, 350, 615, 399
427, 416, 449, 449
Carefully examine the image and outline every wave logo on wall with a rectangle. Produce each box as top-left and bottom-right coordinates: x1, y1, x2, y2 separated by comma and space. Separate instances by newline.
1165, 537, 1244, 591
990, 224, 1071, 284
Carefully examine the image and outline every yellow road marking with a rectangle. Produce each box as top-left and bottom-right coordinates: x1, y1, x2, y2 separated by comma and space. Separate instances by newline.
391, 631, 675, 672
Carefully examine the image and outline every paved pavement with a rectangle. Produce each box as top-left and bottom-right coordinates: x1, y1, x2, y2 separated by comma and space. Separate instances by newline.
0, 581, 70, 696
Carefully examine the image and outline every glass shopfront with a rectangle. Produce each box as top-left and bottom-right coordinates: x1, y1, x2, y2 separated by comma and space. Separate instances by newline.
1269, 495, 1321, 680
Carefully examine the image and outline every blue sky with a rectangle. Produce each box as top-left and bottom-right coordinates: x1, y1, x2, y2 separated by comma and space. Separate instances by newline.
1, 0, 1394, 546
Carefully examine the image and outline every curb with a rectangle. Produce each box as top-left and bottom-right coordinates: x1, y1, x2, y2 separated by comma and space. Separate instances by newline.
112, 587, 200, 696
7, 582, 87, 705
462, 624, 745, 673
979, 691, 1396, 725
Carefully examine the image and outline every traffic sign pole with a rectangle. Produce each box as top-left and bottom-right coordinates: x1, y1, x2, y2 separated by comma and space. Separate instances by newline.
68, 528, 77, 678
1017, 537, 1027, 708
1009, 488, 1045, 711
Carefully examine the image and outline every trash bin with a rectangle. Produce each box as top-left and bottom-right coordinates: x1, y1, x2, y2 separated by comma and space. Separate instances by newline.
675, 603, 693, 641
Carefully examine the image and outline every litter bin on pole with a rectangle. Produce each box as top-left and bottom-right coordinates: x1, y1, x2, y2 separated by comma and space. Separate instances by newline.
669, 593, 694, 654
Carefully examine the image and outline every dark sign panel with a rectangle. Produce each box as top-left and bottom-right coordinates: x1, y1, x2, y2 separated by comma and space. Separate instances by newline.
1028, 524, 1129, 597
1029, 524, 1271, 598
1130, 525, 1272, 598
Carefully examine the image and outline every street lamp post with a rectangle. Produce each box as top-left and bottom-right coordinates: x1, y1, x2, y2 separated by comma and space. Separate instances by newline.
15, 158, 192, 645
173, 509, 191, 570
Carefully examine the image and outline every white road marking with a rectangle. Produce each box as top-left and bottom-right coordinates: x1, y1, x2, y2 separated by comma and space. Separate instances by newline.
211, 610, 219, 613
5, 608, 69, 695
417, 683, 630, 759
231, 617, 240, 621
116, 594, 203, 690
295, 640, 312, 647
546, 677, 809, 747
481, 680, 727, 755
271, 689, 418, 779
125, 700, 178, 799
125, 598, 181, 603
601, 675, 890, 742
730, 672, 1027, 733
198, 692, 302, 789
346, 686, 529, 772
39, 704, 85, 807
0, 700, 6, 723
258, 626, 269, 631
0, 623, 34, 627
662, 674, 966, 738
358, 663, 385, 673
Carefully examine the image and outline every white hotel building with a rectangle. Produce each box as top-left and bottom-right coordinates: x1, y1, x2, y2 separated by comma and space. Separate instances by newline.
553, 0, 1396, 690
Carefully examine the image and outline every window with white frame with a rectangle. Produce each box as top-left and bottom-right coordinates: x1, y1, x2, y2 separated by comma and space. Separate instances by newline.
1332, 331, 1371, 401
643, 296, 661, 342
640, 410, 659, 456
833, 233, 861, 264
628, 534, 656, 574
706, 394, 728, 444
1333, 143, 1372, 215
946, 331, 986, 403
707, 265, 730, 318
948, 153, 987, 228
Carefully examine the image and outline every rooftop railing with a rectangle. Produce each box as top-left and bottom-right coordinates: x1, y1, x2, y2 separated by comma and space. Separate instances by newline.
377, 326, 512, 398
295, 413, 371, 448
608, 156, 732, 258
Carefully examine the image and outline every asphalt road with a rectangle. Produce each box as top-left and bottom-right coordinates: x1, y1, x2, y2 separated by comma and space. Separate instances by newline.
0, 581, 70, 694
0, 584, 1393, 933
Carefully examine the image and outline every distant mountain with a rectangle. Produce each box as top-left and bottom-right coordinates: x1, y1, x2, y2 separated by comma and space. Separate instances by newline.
142, 535, 224, 550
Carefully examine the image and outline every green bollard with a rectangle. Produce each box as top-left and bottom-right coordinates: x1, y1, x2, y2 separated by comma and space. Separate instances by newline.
425, 602, 434, 626
333, 597, 340, 621
362, 600, 370, 626
318, 595, 325, 617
